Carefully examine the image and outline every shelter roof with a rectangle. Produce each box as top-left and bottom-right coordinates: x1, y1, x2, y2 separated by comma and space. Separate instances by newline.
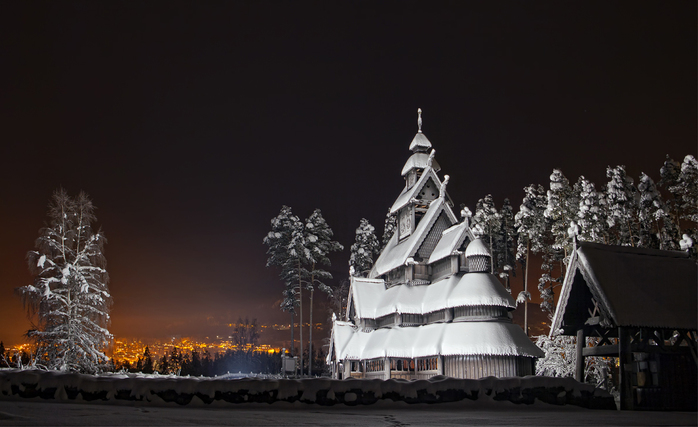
428, 222, 474, 264
372, 197, 457, 277
551, 242, 697, 334
334, 322, 544, 360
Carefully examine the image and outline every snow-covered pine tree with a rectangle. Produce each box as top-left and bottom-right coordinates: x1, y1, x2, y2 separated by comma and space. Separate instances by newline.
637, 172, 677, 249
263, 206, 303, 357
303, 209, 343, 377
381, 209, 396, 251
576, 176, 608, 244
659, 155, 682, 235
496, 199, 517, 291
472, 194, 502, 273
328, 279, 350, 321
675, 155, 698, 240
605, 165, 640, 246
349, 218, 380, 278
544, 169, 579, 263
18, 189, 112, 373
514, 184, 547, 335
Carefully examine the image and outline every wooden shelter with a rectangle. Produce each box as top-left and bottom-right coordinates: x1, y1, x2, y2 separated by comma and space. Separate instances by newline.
551, 241, 697, 410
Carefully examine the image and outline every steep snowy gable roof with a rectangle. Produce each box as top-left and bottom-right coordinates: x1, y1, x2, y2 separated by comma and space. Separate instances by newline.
338, 322, 544, 360
427, 222, 474, 264
389, 167, 442, 215
409, 131, 432, 152
348, 277, 386, 320
372, 197, 457, 277
551, 242, 697, 334
329, 320, 357, 363
401, 152, 441, 176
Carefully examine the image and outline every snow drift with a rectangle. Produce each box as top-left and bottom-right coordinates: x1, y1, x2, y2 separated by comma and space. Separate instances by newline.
0, 369, 615, 409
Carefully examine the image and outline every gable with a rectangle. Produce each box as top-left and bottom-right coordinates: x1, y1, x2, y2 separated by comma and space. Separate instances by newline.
390, 168, 446, 215
372, 198, 457, 277
417, 212, 451, 260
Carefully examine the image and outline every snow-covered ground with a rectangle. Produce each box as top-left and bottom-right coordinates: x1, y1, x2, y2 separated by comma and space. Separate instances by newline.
0, 400, 696, 426
1, 369, 692, 426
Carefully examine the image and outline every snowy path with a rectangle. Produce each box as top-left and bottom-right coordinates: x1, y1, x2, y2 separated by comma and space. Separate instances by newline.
0, 401, 695, 426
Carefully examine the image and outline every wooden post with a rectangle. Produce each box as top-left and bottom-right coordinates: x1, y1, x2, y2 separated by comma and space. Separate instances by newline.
575, 327, 585, 382
619, 327, 633, 410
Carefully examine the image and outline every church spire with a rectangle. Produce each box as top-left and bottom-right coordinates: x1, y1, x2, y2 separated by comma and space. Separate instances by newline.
409, 107, 432, 153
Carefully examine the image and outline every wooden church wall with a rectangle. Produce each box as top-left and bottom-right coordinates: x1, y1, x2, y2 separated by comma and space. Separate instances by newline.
443, 355, 534, 379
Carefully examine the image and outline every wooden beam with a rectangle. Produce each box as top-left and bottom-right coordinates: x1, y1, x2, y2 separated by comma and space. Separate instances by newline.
583, 344, 619, 357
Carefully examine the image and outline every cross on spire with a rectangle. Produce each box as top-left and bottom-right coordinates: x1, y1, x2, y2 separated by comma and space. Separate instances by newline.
417, 108, 422, 132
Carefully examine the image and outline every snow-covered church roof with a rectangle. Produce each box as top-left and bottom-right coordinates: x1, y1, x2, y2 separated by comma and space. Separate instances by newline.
464, 238, 490, 258
332, 321, 544, 360
348, 272, 516, 320
373, 197, 457, 277
427, 222, 474, 264
389, 166, 444, 215
401, 152, 441, 176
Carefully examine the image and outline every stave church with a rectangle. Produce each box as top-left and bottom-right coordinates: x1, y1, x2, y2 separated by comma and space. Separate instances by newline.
327, 109, 543, 380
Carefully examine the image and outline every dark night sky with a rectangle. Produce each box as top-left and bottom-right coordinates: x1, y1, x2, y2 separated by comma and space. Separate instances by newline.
1, 1, 695, 345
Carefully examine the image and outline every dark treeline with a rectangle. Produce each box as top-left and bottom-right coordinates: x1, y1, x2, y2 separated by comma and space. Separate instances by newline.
114, 347, 283, 377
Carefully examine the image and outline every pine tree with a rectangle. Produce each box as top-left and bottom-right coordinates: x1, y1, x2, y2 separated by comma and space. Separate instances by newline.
142, 346, 153, 374
515, 184, 547, 335
157, 354, 170, 375
660, 155, 683, 235
263, 206, 303, 358
576, 176, 608, 244
349, 218, 380, 277
233, 317, 260, 351
496, 199, 517, 291
0, 342, 6, 367
675, 155, 698, 239
605, 165, 640, 246
544, 169, 579, 262
17, 189, 112, 373
637, 172, 677, 249
472, 194, 502, 273
381, 209, 396, 250
303, 209, 342, 377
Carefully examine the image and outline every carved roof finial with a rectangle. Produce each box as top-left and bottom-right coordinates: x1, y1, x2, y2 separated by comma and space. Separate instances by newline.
417, 108, 423, 132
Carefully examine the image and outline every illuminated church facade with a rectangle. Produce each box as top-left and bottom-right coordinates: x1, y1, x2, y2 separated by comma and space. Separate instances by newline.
327, 110, 543, 380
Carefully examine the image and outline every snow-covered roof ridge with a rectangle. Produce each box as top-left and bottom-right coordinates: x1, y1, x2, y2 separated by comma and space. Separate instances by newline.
336, 322, 544, 360
427, 221, 474, 264
372, 197, 457, 277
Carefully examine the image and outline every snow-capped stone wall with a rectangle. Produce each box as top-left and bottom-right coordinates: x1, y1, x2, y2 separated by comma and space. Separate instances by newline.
0, 369, 615, 409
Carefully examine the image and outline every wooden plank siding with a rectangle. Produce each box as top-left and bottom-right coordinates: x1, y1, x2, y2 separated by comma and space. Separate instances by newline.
443, 355, 534, 379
